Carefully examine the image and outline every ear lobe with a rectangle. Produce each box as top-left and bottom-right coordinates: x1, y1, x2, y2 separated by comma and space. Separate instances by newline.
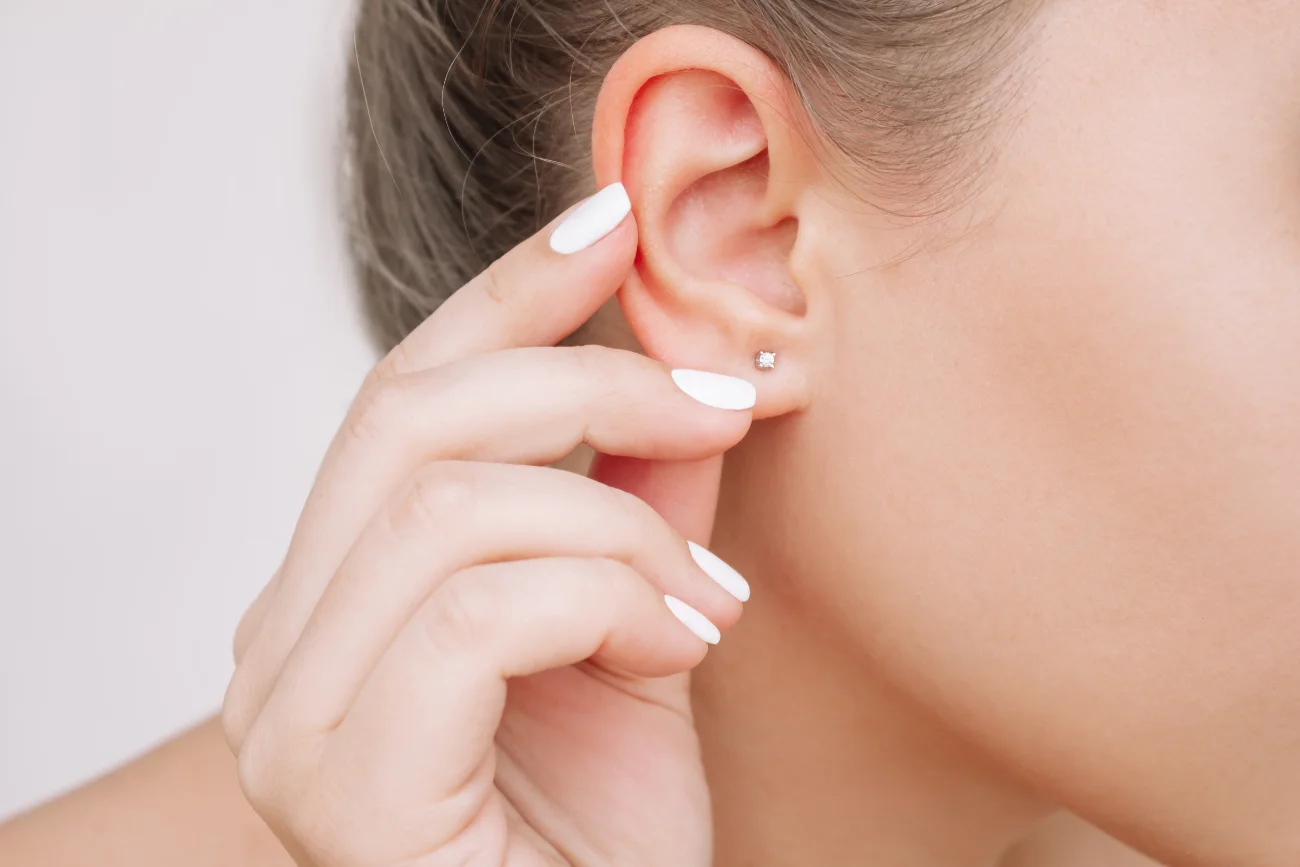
591, 26, 819, 418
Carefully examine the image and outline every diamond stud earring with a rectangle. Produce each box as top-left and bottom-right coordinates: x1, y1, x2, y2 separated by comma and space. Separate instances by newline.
754, 350, 777, 371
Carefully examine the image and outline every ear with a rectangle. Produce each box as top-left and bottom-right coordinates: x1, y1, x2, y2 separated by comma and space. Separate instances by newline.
591, 25, 822, 417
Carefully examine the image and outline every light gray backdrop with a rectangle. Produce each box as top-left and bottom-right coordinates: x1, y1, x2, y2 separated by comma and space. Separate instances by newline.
0, 0, 376, 818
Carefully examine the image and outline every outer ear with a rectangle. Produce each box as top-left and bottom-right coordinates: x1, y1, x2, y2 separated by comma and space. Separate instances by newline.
591, 26, 822, 417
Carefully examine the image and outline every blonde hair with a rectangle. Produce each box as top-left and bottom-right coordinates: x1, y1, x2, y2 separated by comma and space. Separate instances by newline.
345, 0, 1039, 349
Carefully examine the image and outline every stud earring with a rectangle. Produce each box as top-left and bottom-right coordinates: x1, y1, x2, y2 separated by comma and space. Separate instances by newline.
754, 350, 777, 371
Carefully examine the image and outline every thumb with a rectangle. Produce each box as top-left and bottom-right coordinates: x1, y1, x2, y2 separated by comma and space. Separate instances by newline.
588, 454, 723, 547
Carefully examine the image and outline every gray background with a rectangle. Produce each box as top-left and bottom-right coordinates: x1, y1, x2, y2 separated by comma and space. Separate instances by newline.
0, 0, 376, 818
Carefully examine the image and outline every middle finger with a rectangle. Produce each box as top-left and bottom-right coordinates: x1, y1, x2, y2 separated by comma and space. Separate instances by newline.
238, 348, 754, 707
244, 461, 748, 742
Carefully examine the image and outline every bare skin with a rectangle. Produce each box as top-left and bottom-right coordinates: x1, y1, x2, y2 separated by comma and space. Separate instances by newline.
0, 177, 1163, 867
4, 2, 1299, 865
0, 720, 1158, 867
0, 721, 292, 867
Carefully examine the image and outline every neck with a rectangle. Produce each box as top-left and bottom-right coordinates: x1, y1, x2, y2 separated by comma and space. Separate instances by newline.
696, 444, 1048, 867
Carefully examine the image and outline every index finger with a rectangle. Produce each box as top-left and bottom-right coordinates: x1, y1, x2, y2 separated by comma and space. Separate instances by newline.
379, 182, 635, 376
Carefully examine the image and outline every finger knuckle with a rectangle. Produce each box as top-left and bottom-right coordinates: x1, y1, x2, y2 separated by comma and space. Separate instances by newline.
421, 573, 499, 655
593, 555, 642, 586
586, 557, 640, 616
564, 344, 634, 415
565, 342, 620, 379
231, 601, 263, 666
344, 374, 409, 446
234, 722, 283, 809
604, 483, 655, 538
481, 257, 512, 308
389, 464, 477, 541
362, 343, 409, 390
610, 488, 677, 566
220, 672, 255, 752
231, 617, 254, 666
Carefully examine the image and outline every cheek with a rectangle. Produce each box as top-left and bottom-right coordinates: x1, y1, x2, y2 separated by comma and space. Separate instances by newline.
795, 222, 1300, 836
779, 1, 1300, 836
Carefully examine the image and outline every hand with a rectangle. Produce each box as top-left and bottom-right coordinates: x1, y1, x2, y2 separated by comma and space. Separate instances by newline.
222, 184, 756, 867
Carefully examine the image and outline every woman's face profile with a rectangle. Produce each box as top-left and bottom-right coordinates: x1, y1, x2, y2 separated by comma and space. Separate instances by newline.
714, 0, 1299, 841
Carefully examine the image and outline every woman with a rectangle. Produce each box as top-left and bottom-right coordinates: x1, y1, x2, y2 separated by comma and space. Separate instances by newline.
2, 1, 1297, 865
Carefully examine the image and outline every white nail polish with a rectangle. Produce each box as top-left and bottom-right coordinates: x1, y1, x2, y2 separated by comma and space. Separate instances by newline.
688, 542, 750, 602
549, 183, 632, 254
671, 369, 757, 411
664, 595, 721, 645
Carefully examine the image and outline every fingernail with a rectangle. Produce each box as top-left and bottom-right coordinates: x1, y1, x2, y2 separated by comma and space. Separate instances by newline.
671, 369, 757, 411
664, 595, 721, 645
688, 542, 750, 602
549, 183, 632, 254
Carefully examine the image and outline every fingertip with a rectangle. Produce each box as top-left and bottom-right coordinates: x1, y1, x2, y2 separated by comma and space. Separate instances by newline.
689, 541, 751, 603
664, 595, 722, 645
548, 182, 634, 255
670, 369, 757, 412
536, 187, 637, 314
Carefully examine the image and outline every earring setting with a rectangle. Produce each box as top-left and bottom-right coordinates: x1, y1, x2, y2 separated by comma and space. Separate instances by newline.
754, 350, 777, 371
